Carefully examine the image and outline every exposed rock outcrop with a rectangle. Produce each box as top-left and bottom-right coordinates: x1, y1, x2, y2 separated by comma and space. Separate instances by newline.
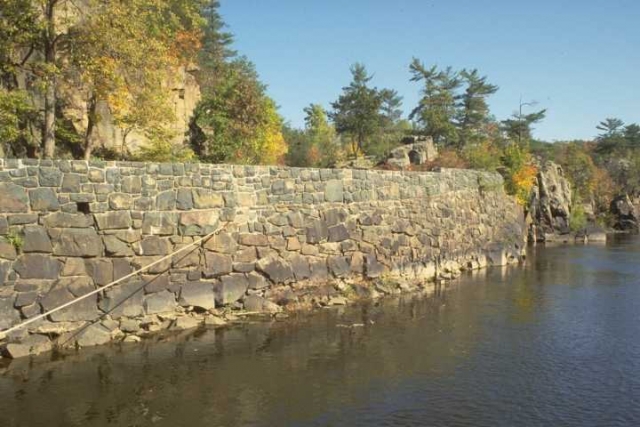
527, 161, 573, 242
385, 136, 439, 169
610, 194, 639, 232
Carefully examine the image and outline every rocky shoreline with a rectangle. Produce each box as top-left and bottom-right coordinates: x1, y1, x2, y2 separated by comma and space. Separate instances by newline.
0, 252, 523, 360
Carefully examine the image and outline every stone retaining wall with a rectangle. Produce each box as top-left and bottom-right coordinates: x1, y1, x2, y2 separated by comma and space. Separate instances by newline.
0, 159, 524, 356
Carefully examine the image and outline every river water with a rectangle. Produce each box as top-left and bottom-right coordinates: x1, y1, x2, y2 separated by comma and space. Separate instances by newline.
1, 236, 640, 427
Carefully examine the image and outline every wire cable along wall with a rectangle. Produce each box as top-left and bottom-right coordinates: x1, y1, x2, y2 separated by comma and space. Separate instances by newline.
0, 223, 229, 342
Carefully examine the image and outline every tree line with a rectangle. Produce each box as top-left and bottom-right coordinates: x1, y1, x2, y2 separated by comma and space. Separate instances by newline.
1, 1, 636, 217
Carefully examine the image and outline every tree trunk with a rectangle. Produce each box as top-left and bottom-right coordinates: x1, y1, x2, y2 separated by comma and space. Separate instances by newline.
42, 0, 58, 159
83, 95, 97, 160
43, 80, 56, 159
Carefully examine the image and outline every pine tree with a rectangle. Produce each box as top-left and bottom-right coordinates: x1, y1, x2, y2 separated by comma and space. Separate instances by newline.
457, 69, 498, 147
409, 59, 461, 147
330, 63, 383, 156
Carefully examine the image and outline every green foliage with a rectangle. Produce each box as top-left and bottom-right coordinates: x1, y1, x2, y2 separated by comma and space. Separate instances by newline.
330, 63, 388, 157
409, 59, 460, 147
286, 104, 342, 167
569, 204, 587, 233
557, 142, 597, 201
197, 0, 236, 87
0, 87, 37, 156
501, 108, 547, 146
409, 60, 500, 150
135, 128, 195, 163
457, 69, 499, 147
191, 59, 287, 165
501, 143, 538, 205
462, 141, 502, 171
5, 229, 23, 251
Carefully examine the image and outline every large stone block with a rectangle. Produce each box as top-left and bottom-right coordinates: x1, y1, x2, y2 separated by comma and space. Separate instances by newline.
14, 254, 61, 279
94, 211, 132, 230
143, 212, 178, 235
0, 260, 11, 285
192, 188, 225, 208
324, 180, 344, 203
76, 323, 113, 347
108, 193, 133, 210
141, 273, 170, 294
138, 236, 172, 256
328, 256, 350, 277
179, 282, 215, 310
289, 254, 311, 280
40, 285, 99, 322
257, 255, 294, 284
85, 259, 113, 286
99, 281, 145, 319
22, 226, 53, 253
328, 224, 350, 242
204, 252, 233, 278
176, 188, 193, 210
365, 254, 386, 278
38, 167, 63, 187
156, 190, 176, 211
0, 240, 17, 260
60, 173, 85, 193
242, 295, 281, 313
52, 229, 103, 257
29, 188, 60, 211
43, 212, 94, 228
238, 233, 269, 247
179, 211, 219, 236
61, 258, 87, 277
306, 220, 328, 244
4, 334, 52, 358
203, 232, 237, 253
132, 256, 172, 274
103, 235, 134, 257
0, 297, 21, 330
143, 291, 176, 314
215, 274, 249, 305
0, 183, 29, 213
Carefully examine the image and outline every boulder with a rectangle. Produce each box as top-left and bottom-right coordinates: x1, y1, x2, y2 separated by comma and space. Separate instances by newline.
242, 295, 281, 313
76, 323, 113, 347
3, 334, 52, 359
384, 136, 438, 169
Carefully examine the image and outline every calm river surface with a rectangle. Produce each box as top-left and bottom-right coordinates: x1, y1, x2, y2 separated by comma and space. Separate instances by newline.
1, 236, 640, 426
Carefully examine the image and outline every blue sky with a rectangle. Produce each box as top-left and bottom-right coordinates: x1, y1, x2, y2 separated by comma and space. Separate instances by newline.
220, 0, 640, 141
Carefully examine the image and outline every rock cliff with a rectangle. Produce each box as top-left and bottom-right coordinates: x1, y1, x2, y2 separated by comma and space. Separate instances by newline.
527, 161, 573, 242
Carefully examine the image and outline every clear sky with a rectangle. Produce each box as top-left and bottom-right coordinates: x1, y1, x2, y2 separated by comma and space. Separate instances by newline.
220, 0, 640, 141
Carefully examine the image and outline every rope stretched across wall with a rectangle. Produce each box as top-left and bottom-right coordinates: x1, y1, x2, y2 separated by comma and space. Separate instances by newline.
0, 222, 230, 342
